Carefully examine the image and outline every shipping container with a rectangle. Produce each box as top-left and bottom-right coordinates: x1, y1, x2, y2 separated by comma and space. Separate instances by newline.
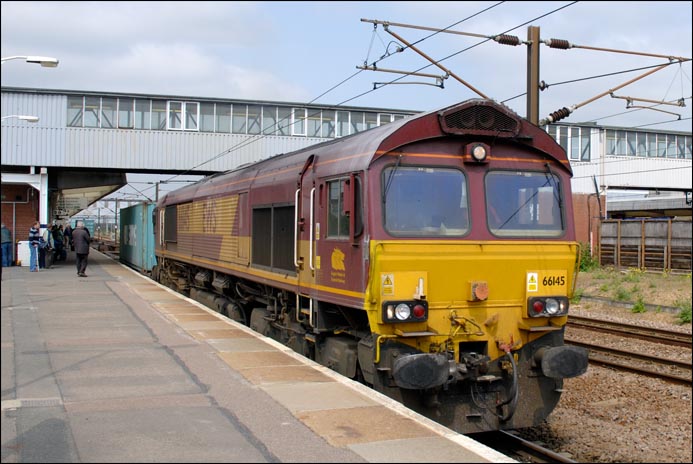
119, 202, 156, 272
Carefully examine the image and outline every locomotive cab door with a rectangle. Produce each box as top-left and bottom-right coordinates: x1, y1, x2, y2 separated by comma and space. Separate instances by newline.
295, 155, 318, 327
295, 155, 365, 331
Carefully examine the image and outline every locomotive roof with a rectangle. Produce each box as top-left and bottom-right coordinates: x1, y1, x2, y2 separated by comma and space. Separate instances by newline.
160, 99, 569, 204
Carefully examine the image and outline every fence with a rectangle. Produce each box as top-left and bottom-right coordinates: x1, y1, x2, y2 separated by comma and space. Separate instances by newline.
599, 218, 692, 272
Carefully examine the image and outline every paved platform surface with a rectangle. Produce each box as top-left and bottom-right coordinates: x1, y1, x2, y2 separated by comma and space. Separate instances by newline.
1, 250, 513, 463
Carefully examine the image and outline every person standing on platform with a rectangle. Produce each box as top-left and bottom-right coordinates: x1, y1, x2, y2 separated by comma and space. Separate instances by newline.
1, 223, 12, 267
28, 221, 40, 272
40, 226, 54, 269
52, 224, 65, 262
64, 223, 73, 250
72, 220, 91, 277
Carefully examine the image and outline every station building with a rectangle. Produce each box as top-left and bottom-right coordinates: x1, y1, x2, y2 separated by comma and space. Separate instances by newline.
2, 86, 691, 266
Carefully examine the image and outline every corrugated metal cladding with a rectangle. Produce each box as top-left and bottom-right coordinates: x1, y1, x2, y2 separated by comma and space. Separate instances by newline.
60, 128, 327, 171
1, 93, 67, 165
570, 157, 692, 194
601, 157, 690, 191
1, 92, 66, 126
1, 89, 335, 173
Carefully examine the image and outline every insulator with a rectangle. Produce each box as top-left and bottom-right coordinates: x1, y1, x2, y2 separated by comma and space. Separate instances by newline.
546, 38, 571, 50
548, 107, 572, 123
495, 34, 521, 46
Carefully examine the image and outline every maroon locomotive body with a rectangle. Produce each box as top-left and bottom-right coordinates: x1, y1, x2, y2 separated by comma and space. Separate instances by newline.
154, 99, 587, 433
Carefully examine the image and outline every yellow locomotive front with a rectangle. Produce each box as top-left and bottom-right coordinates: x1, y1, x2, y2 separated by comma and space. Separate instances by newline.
360, 119, 588, 433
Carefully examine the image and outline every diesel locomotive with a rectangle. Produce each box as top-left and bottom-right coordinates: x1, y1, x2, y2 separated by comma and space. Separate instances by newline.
152, 98, 588, 433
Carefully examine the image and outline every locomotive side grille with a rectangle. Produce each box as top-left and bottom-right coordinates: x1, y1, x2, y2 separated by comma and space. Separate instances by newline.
440, 104, 519, 137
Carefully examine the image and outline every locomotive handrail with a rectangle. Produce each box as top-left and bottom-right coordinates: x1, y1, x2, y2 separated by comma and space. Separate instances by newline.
294, 188, 300, 268
309, 187, 316, 271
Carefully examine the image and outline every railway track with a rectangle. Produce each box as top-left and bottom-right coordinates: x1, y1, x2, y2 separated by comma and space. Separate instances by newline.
567, 315, 692, 348
471, 430, 577, 463
565, 314, 692, 385
92, 239, 120, 260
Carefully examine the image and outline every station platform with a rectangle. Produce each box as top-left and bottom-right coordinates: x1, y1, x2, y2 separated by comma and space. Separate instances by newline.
1, 250, 513, 463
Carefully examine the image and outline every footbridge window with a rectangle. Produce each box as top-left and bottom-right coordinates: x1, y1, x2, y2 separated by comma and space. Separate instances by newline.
65, 94, 411, 137
167, 101, 199, 131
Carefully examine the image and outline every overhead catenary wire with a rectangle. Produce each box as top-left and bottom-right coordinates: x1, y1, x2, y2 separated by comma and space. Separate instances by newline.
133, 1, 513, 196
539, 62, 684, 125
580, 96, 692, 126
194, 2, 575, 171
502, 60, 692, 117
361, 2, 688, 126
361, 1, 507, 69
537, 40, 690, 124
122, 2, 689, 202
631, 116, 692, 129
360, 1, 578, 99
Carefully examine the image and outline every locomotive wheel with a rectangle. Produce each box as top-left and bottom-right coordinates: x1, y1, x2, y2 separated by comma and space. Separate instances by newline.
226, 302, 246, 325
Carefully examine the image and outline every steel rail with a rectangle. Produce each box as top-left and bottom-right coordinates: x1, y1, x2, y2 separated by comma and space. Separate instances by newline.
471, 430, 578, 463
565, 338, 692, 386
567, 315, 692, 348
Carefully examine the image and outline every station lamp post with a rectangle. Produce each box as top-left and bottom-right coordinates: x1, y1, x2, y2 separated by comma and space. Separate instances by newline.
1, 115, 40, 122
1, 55, 58, 267
1, 55, 59, 67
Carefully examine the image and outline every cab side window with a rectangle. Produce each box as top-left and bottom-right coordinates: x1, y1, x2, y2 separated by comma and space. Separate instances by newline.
327, 179, 349, 238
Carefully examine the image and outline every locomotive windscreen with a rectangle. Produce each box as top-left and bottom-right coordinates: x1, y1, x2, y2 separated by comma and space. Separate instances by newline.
383, 166, 469, 236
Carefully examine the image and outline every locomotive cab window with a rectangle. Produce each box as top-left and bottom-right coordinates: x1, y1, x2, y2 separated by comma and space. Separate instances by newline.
327, 180, 349, 238
485, 171, 564, 237
383, 166, 469, 237
327, 177, 362, 239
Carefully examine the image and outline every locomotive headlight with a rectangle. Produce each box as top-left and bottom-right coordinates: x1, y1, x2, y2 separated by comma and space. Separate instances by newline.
464, 142, 490, 163
527, 296, 569, 318
471, 144, 487, 162
382, 300, 428, 324
395, 303, 411, 321
545, 298, 560, 315
382, 300, 428, 323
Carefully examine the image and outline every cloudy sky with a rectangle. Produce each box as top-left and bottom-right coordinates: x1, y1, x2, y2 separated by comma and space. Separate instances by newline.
2, 1, 691, 206
3, 1, 691, 130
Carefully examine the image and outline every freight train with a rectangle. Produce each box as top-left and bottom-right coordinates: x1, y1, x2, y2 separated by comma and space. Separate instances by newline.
152, 98, 588, 434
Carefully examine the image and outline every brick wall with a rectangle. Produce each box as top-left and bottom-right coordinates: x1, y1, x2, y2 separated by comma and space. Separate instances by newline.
572, 193, 605, 255
1, 184, 40, 263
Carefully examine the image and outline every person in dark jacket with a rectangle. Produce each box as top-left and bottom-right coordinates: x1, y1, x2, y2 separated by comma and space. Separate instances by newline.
39, 226, 53, 269
64, 223, 73, 250
52, 224, 65, 262
1, 223, 12, 267
72, 220, 91, 277
28, 221, 40, 272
